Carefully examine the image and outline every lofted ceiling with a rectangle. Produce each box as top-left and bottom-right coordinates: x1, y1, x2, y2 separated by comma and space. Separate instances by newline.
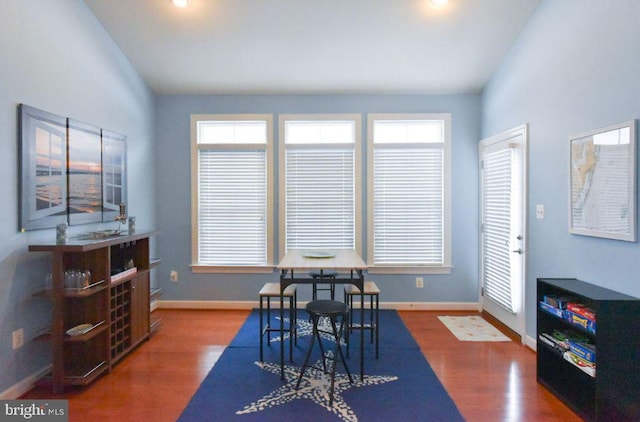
83, 0, 542, 95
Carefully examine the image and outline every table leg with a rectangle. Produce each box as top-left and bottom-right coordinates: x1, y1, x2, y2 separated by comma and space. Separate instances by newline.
280, 278, 285, 380
360, 284, 364, 380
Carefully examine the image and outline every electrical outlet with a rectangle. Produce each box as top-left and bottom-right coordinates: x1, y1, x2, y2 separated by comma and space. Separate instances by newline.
416, 277, 424, 288
536, 204, 545, 219
12, 328, 24, 350
170, 270, 178, 282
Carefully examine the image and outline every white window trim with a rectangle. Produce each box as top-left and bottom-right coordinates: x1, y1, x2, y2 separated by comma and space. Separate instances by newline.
366, 113, 452, 274
190, 114, 275, 273
278, 114, 362, 261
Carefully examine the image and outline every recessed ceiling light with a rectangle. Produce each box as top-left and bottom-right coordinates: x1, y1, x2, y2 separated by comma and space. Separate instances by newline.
431, 0, 449, 5
172, 0, 191, 8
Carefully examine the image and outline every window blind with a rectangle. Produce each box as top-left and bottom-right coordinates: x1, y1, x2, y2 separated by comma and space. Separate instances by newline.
285, 148, 355, 250
481, 147, 514, 312
373, 147, 443, 264
198, 149, 267, 265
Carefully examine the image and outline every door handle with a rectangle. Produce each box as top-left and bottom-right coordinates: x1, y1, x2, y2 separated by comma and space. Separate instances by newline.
512, 249, 523, 254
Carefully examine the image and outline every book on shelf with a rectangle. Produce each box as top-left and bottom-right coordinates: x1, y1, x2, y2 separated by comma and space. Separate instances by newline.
566, 302, 596, 321
563, 351, 596, 377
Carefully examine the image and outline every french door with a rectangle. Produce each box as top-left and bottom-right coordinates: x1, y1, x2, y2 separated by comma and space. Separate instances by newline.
479, 125, 527, 342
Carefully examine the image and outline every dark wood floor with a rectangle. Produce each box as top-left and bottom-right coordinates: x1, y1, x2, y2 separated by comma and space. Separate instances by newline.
22, 309, 580, 421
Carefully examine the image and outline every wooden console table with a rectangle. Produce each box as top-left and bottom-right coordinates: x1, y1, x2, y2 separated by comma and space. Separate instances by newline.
29, 231, 158, 393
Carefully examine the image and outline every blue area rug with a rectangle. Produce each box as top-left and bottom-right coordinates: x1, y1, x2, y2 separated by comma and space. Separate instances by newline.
179, 310, 464, 421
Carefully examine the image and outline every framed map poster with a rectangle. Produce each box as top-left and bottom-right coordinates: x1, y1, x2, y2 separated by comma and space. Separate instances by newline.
569, 120, 637, 241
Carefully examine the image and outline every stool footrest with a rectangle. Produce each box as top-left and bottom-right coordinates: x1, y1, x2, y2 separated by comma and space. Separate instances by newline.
349, 323, 376, 329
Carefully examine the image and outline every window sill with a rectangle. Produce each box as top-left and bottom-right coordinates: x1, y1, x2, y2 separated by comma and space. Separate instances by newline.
191, 265, 275, 274
367, 265, 452, 275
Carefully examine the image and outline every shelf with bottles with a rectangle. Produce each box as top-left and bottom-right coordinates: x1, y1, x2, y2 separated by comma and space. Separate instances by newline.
109, 237, 150, 279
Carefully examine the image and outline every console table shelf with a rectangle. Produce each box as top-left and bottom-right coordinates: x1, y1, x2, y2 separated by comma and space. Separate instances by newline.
29, 231, 158, 393
537, 278, 640, 421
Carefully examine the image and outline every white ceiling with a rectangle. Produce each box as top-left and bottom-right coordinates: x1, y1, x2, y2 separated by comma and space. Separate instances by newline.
83, 0, 542, 95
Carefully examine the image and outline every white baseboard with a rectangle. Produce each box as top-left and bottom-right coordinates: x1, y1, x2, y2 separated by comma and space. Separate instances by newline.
0, 365, 51, 400
525, 334, 537, 351
155, 300, 480, 311
384, 302, 480, 311
158, 300, 256, 309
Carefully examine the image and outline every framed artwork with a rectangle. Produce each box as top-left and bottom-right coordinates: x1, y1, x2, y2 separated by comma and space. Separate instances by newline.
18, 104, 127, 231
569, 120, 637, 241
101, 130, 127, 222
19, 105, 68, 231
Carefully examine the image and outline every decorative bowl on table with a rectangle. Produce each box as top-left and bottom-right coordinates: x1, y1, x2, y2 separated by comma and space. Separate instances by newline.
303, 251, 335, 259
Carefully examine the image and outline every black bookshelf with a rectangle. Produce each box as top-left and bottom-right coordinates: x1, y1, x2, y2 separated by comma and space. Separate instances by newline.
537, 278, 640, 421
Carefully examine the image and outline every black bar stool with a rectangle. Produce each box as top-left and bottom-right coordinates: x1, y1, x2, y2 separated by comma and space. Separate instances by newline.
344, 281, 380, 358
309, 270, 338, 300
295, 299, 353, 406
259, 282, 297, 362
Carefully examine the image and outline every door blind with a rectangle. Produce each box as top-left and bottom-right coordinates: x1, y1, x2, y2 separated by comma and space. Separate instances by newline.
482, 147, 514, 312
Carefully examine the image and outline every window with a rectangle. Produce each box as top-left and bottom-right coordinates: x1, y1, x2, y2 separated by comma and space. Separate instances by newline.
191, 115, 273, 271
367, 114, 451, 273
279, 115, 362, 256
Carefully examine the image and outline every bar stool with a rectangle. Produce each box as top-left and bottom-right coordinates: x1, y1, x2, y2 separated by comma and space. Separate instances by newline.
309, 270, 338, 300
344, 281, 380, 358
259, 282, 297, 362
296, 300, 353, 406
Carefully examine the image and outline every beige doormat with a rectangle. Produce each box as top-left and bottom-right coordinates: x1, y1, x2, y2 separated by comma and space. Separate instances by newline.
438, 315, 511, 342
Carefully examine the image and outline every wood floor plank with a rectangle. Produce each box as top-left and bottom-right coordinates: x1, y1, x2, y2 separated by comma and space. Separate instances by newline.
21, 309, 580, 421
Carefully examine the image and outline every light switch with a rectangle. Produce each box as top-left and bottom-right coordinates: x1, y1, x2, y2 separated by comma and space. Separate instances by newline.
536, 205, 544, 219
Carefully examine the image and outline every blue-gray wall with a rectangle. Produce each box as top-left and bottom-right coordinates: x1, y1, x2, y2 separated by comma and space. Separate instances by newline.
0, 0, 155, 395
482, 0, 640, 340
155, 94, 481, 304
